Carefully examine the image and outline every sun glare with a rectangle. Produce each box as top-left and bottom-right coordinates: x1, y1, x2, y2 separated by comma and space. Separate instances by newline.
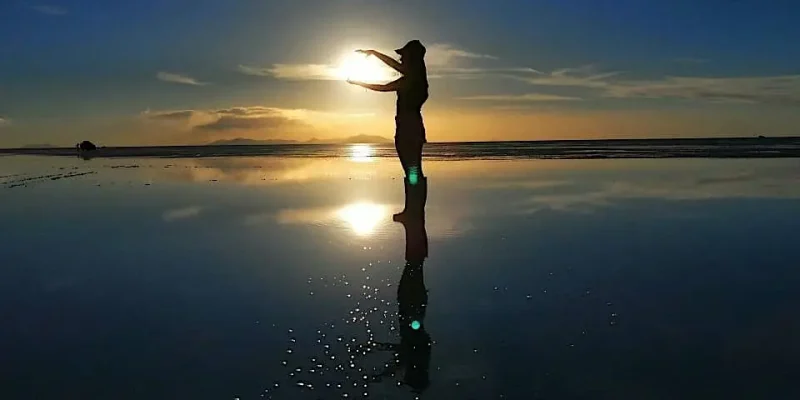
335, 53, 396, 83
349, 144, 374, 163
337, 202, 387, 236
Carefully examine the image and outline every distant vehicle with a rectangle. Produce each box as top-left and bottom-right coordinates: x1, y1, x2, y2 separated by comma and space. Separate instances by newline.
77, 141, 97, 151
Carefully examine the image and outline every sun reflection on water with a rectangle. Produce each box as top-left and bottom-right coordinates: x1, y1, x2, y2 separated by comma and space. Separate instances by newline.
337, 202, 387, 236
349, 144, 375, 163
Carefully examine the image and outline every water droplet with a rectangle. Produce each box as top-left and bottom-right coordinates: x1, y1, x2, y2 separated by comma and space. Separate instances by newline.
281, 360, 288, 366
526, 294, 532, 300
286, 349, 293, 354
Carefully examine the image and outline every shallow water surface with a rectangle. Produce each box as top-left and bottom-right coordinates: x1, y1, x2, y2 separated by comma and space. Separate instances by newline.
2, 155, 799, 399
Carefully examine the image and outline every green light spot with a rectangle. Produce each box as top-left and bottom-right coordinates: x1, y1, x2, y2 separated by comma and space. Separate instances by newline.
410, 320, 421, 330
408, 167, 420, 185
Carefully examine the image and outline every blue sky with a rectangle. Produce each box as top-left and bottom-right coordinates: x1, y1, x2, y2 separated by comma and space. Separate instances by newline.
1, 0, 799, 146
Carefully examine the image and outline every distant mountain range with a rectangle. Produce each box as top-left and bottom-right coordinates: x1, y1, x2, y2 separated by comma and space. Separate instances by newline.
208, 135, 391, 146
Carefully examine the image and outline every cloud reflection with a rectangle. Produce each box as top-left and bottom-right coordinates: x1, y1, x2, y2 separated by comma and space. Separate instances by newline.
162, 206, 203, 222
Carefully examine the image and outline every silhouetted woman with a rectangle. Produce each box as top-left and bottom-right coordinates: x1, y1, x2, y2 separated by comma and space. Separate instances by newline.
348, 40, 429, 221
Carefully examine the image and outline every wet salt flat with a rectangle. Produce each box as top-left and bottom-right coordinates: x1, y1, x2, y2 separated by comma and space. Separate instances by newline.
2, 153, 800, 399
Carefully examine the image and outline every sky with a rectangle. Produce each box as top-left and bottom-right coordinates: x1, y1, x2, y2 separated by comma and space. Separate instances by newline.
1, 0, 799, 146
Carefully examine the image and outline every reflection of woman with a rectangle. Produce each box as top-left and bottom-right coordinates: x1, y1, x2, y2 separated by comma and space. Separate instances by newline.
347, 40, 429, 220
372, 208, 431, 393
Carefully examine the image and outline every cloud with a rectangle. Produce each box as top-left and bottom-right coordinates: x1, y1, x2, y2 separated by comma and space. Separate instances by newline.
240, 43, 496, 81
238, 64, 337, 81
156, 71, 207, 86
142, 110, 196, 121
143, 106, 320, 140
425, 43, 497, 67
673, 57, 709, 64
194, 107, 307, 132
31, 5, 67, 15
481, 64, 800, 106
459, 93, 581, 102
521, 65, 621, 88
603, 75, 800, 105
162, 206, 203, 222
0, 117, 9, 127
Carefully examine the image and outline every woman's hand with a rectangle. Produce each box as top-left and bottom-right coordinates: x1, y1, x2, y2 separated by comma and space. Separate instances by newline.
355, 49, 375, 56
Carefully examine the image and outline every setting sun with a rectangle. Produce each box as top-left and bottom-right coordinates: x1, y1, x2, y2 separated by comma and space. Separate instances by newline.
334, 53, 396, 83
